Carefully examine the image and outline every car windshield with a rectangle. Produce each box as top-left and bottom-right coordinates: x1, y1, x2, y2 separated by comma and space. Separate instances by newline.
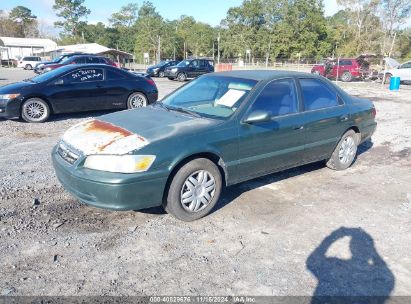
177, 60, 191, 67
53, 55, 65, 63
60, 56, 74, 64
161, 75, 257, 119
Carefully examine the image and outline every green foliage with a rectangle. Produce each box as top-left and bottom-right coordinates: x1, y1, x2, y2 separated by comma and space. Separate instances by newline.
53, 0, 91, 36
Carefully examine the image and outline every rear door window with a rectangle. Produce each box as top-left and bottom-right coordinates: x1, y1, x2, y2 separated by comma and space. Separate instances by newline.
64, 68, 104, 83
250, 78, 298, 117
72, 57, 86, 64
300, 78, 339, 111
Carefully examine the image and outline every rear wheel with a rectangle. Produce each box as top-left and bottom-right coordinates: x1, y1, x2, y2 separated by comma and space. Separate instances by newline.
164, 158, 222, 221
341, 71, 353, 82
326, 130, 359, 170
177, 72, 187, 82
21, 98, 50, 123
127, 92, 147, 109
25, 64, 32, 70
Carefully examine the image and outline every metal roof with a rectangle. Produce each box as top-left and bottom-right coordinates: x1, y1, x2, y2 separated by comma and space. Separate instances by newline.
0, 37, 57, 48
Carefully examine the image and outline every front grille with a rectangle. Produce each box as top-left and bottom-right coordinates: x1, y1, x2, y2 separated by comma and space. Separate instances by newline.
57, 142, 80, 164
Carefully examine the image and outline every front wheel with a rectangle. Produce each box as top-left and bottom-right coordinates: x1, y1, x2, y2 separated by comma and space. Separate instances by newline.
177, 73, 187, 82
326, 130, 359, 170
21, 98, 50, 123
164, 158, 222, 221
158, 71, 165, 78
127, 92, 147, 109
25, 64, 32, 70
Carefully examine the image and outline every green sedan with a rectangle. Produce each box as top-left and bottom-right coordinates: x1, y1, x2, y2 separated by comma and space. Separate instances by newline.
52, 71, 377, 221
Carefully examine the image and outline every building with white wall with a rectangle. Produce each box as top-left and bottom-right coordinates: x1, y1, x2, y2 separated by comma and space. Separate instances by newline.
0, 37, 57, 60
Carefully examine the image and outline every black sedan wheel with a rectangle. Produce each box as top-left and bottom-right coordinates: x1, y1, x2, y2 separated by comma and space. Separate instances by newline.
164, 158, 222, 221
21, 98, 50, 123
127, 92, 147, 109
326, 130, 358, 170
159, 71, 165, 78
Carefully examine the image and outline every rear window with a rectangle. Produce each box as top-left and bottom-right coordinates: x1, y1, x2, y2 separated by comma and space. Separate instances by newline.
300, 78, 339, 111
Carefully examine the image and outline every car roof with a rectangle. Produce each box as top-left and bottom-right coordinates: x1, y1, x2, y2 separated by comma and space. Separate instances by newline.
208, 70, 316, 81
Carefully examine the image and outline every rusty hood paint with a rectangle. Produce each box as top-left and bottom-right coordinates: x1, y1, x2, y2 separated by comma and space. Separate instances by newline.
62, 119, 149, 155
62, 107, 221, 155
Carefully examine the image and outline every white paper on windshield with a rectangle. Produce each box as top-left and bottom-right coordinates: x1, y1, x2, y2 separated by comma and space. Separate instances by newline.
215, 89, 246, 107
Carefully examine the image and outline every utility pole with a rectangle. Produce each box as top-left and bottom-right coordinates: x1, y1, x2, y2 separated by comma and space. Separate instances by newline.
157, 36, 161, 63
217, 32, 220, 64
212, 41, 215, 61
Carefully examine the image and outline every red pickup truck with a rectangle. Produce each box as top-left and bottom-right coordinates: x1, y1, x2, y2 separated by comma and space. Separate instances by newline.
311, 56, 373, 82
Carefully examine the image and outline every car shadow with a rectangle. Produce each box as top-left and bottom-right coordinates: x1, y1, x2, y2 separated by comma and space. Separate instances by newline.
307, 227, 395, 304
138, 141, 374, 217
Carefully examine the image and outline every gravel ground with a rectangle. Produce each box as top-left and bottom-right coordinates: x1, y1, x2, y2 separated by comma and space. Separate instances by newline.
0, 68, 410, 297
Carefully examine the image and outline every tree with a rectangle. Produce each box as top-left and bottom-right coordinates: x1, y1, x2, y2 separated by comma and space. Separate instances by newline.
109, 3, 139, 27
9, 6, 38, 37
53, 0, 90, 36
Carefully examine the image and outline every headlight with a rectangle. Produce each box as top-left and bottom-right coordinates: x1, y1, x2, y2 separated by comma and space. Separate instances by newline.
0, 93, 20, 100
83, 154, 156, 173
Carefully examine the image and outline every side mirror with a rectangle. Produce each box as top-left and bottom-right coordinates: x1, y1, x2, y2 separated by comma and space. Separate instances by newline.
54, 79, 64, 85
243, 110, 271, 124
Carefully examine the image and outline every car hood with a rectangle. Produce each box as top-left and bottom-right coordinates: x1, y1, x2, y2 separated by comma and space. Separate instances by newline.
61, 107, 221, 155
0, 81, 36, 93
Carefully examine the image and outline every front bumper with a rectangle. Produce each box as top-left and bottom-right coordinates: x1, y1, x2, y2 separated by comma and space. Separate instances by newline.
52, 146, 169, 211
0, 99, 21, 119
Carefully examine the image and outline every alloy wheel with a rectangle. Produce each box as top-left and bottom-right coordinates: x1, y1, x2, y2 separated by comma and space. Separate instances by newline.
339, 136, 356, 164
129, 93, 147, 108
23, 99, 47, 122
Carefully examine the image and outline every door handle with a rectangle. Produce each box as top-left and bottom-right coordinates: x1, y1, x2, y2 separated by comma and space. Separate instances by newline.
293, 126, 304, 130
340, 115, 349, 121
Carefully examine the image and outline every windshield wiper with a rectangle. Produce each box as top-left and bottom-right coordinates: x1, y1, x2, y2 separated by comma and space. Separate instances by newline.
168, 106, 201, 118
152, 102, 170, 111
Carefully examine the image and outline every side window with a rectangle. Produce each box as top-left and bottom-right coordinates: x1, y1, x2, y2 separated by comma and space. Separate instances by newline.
191, 60, 199, 68
72, 57, 86, 64
64, 68, 104, 83
400, 62, 411, 69
106, 69, 126, 80
250, 79, 298, 117
300, 78, 338, 111
87, 57, 100, 64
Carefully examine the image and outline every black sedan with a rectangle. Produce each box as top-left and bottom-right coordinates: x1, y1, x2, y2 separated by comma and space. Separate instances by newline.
0, 64, 158, 123
146, 60, 179, 77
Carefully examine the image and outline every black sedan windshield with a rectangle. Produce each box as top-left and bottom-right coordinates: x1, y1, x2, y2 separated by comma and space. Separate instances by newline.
161, 76, 257, 119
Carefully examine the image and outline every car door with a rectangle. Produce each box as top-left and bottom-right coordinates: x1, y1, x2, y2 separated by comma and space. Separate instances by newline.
48, 67, 107, 113
236, 78, 306, 181
188, 60, 200, 78
396, 62, 411, 81
298, 78, 350, 162
102, 68, 130, 109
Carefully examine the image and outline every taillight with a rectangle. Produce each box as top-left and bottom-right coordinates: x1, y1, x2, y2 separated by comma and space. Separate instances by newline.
146, 78, 156, 86
371, 107, 376, 118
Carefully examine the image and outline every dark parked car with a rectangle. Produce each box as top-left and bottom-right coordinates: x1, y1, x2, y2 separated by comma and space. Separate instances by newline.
0, 64, 158, 123
52, 70, 376, 221
164, 58, 214, 81
40, 55, 117, 73
34, 53, 90, 74
146, 60, 179, 77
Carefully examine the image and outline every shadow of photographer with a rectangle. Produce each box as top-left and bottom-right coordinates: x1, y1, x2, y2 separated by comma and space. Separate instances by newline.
307, 227, 395, 304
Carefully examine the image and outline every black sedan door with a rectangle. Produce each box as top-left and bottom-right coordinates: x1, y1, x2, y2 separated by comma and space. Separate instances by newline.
47, 67, 107, 113
102, 68, 131, 109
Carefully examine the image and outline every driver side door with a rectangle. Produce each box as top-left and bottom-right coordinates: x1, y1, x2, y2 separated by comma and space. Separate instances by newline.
235, 78, 306, 182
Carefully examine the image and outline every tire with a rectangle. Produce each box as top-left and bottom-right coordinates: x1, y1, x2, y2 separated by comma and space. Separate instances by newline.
384, 73, 392, 84
326, 130, 359, 171
177, 72, 187, 82
25, 64, 32, 70
127, 92, 147, 109
159, 71, 165, 78
164, 158, 222, 221
341, 71, 353, 82
21, 98, 50, 123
